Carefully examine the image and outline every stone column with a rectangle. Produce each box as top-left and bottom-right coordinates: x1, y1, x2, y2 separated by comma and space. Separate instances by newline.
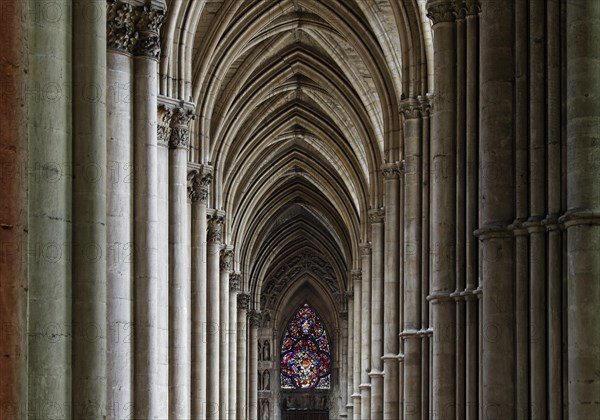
27, 0, 72, 415
0, 1, 26, 417
426, 2, 457, 418
369, 209, 385, 419
248, 310, 261, 420
190, 166, 212, 419
220, 248, 234, 419
346, 289, 354, 419
237, 293, 251, 419
381, 162, 402, 420
168, 107, 193, 419
477, 0, 516, 417
463, 4, 480, 420
106, 2, 135, 418
133, 5, 165, 419
351, 270, 362, 420
360, 243, 372, 419
229, 273, 241, 420
401, 100, 423, 420
72, 1, 107, 418
207, 214, 223, 419
564, 1, 600, 418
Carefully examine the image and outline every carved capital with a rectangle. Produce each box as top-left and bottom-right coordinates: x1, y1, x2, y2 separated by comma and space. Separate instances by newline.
400, 98, 423, 120
169, 107, 194, 149
134, 5, 165, 59
157, 105, 173, 146
238, 293, 251, 310
351, 269, 362, 284
207, 216, 223, 243
418, 94, 432, 116
464, 1, 481, 16
230, 272, 242, 292
426, 2, 456, 25
360, 242, 372, 255
248, 310, 263, 328
107, 0, 137, 53
381, 162, 403, 180
220, 249, 234, 272
368, 208, 385, 224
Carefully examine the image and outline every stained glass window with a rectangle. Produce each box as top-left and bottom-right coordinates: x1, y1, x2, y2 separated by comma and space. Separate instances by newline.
280, 304, 331, 389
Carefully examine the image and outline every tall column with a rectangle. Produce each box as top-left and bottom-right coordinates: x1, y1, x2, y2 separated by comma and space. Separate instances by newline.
381, 162, 402, 420
463, 4, 480, 420
190, 166, 212, 419
106, 3, 135, 418
27, 0, 72, 415
220, 248, 234, 419
168, 107, 194, 418
477, 0, 516, 418
369, 209, 385, 419
346, 288, 355, 419
133, 5, 165, 419
360, 243, 372, 420
426, 2, 457, 418
0, 0, 26, 417
229, 273, 241, 420
248, 310, 261, 420
237, 293, 251, 420
207, 214, 223, 419
72, 2, 107, 418
351, 270, 362, 420
564, 1, 600, 418
401, 101, 423, 420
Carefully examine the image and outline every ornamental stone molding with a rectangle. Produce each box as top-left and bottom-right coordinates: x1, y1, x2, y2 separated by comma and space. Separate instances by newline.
220, 249, 234, 272
426, 2, 456, 25
368, 208, 385, 224
107, 0, 137, 53
134, 5, 165, 59
381, 162, 403, 180
238, 293, 251, 310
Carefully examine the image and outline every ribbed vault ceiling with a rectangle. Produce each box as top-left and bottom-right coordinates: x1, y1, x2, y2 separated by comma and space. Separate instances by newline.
161, 0, 431, 309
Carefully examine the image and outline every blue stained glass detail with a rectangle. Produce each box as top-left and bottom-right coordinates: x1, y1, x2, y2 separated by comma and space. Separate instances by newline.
280, 304, 331, 389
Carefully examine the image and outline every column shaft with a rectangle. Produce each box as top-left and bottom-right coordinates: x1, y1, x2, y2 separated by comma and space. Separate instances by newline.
168, 109, 192, 419
237, 294, 250, 420
369, 209, 385, 419
248, 311, 260, 420
133, 6, 165, 417
229, 275, 240, 420
207, 216, 223, 418
191, 169, 211, 418
72, 2, 107, 417
351, 270, 362, 420
346, 289, 354, 418
401, 105, 422, 419
220, 249, 233, 419
426, 2, 457, 417
360, 243, 372, 419
565, 1, 600, 418
479, 0, 516, 417
106, 7, 135, 414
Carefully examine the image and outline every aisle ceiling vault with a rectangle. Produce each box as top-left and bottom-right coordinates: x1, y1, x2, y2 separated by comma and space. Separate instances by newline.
160, 0, 431, 308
